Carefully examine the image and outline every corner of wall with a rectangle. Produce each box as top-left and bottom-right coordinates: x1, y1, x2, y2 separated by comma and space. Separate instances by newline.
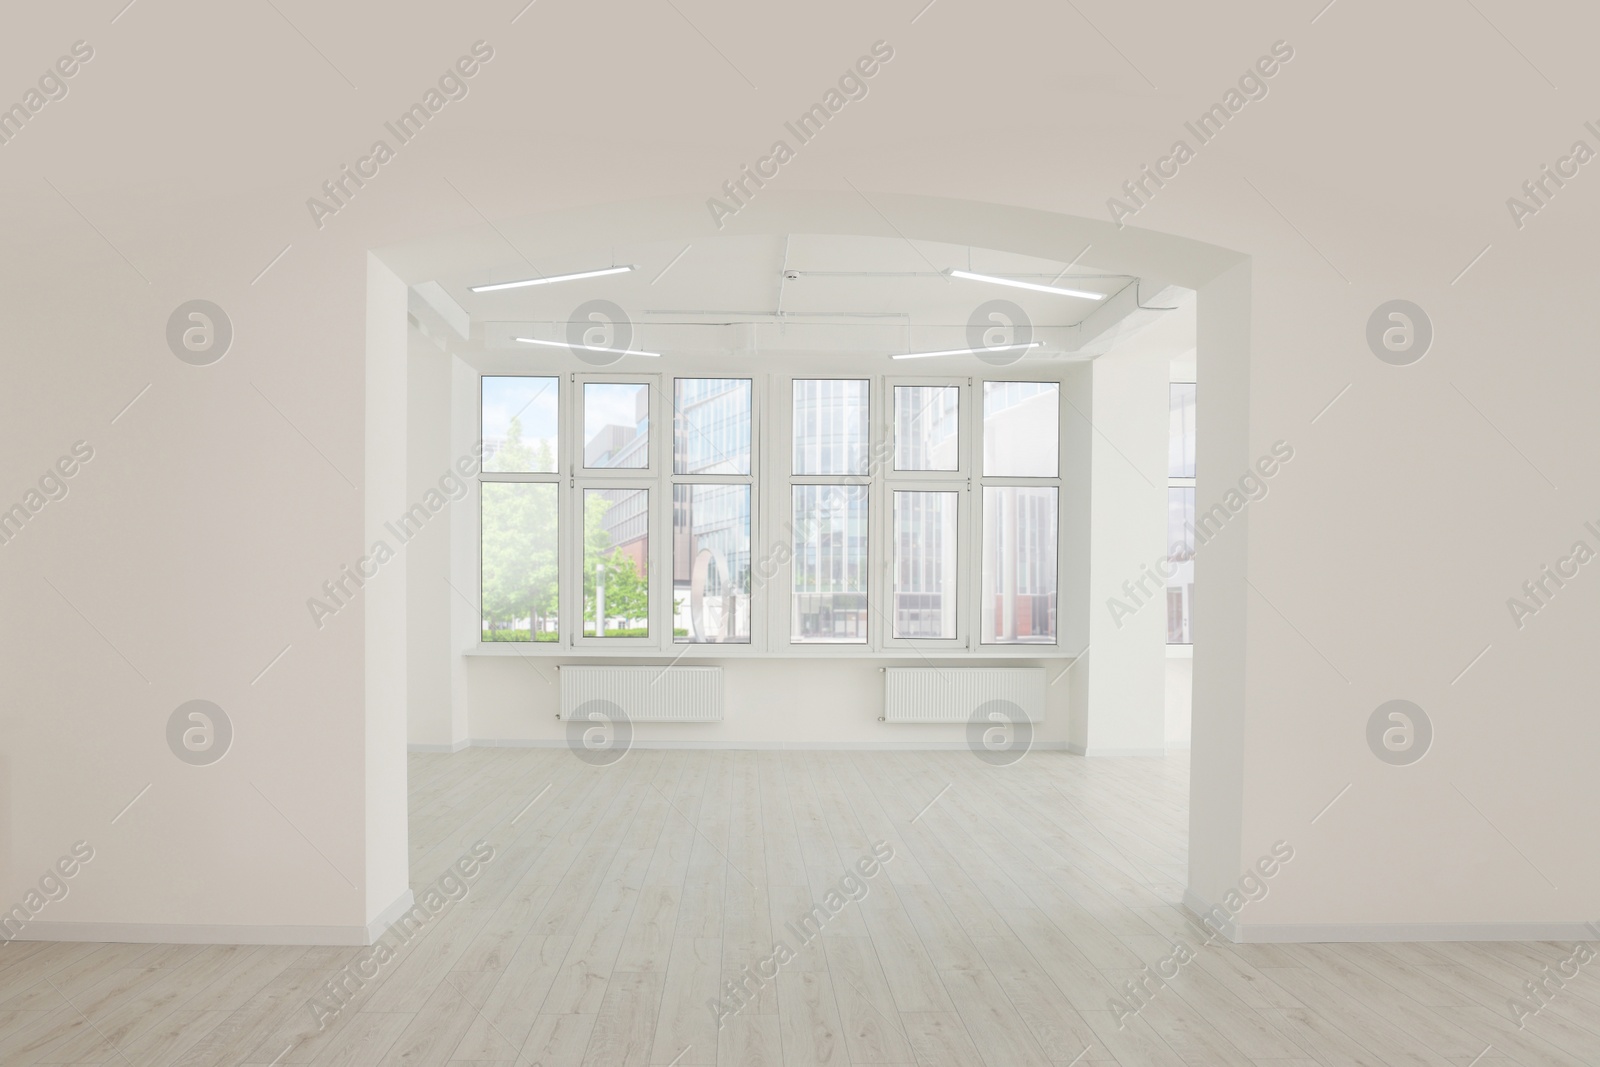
364, 253, 412, 925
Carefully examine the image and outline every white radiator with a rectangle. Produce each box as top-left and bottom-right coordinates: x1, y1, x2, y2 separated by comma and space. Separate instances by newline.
559, 666, 723, 722
883, 667, 1046, 724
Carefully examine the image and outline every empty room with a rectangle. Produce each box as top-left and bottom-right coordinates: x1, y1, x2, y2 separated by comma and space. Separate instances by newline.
2, 2, 1596, 1066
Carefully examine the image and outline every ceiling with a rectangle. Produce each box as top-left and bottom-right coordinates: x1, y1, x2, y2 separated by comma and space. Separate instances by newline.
417, 233, 1191, 363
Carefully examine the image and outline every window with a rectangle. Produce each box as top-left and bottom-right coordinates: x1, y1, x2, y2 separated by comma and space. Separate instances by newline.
476, 369, 1069, 656
483, 376, 559, 473
980, 486, 1057, 644
791, 380, 871, 643
676, 378, 751, 475
984, 381, 1059, 477
584, 487, 649, 637
1167, 487, 1195, 643
1168, 382, 1196, 643
1170, 382, 1196, 480
793, 379, 869, 475
893, 385, 959, 471
575, 374, 656, 644
884, 380, 964, 645
892, 491, 958, 639
480, 377, 561, 641
674, 379, 753, 643
583, 382, 649, 469
791, 484, 869, 642
979, 382, 1059, 644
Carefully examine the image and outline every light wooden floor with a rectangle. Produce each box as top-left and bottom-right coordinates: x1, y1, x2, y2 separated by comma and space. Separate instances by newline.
2, 748, 1598, 1065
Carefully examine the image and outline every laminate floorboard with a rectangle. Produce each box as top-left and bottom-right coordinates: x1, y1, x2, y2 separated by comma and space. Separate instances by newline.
0, 749, 1585, 1066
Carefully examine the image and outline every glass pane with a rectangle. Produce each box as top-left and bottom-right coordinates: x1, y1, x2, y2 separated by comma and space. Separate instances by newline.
793, 379, 870, 475
584, 488, 649, 637
480, 482, 558, 642
482, 376, 558, 473
675, 378, 751, 475
791, 485, 869, 643
984, 381, 1059, 477
1167, 487, 1195, 644
894, 385, 959, 471
673, 484, 751, 643
1170, 383, 1196, 480
893, 491, 958, 640
584, 383, 649, 469
980, 486, 1057, 644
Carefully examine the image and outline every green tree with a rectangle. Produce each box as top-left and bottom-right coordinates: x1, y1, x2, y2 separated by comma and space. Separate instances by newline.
481, 417, 558, 640
583, 493, 650, 633
602, 550, 649, 625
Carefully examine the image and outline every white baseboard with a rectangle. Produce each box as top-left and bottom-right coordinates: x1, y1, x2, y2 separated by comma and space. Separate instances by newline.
1183, 888, 1600, 943
1182, 888, 1240, 941
1067, 743, 1169, 757
367, 889, 417, 942
5, 889, 417, 947
408, 739, 470, 753
1236, 920, 1600, 943
460, 738, 1076, 752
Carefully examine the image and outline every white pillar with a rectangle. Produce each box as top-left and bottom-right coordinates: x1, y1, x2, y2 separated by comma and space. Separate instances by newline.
1077, 316, 1176, 755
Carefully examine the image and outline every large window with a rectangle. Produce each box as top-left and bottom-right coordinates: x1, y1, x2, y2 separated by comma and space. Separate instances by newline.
577, 376, 655, 643
791, 380, 871, 643
674, 379, 753, 643
584, 487, 649, 637
480, 377, 560, 641
477, 370, 1065, 655
885, 381, 964, 644
1168, 382, 1196, 644
892, 490, 957, 639
791, 484, 869, 642
979, 382, 1059, 644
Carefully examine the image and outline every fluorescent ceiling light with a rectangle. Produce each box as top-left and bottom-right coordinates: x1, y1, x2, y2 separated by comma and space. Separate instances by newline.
891, 341, 1043, 361
946, 269, 1105, 300
515, 337, 661, 358
471, 265, 636, 292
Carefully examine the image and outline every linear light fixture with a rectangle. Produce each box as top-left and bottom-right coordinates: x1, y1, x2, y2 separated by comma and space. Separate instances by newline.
945, 268, 1105, 300
515, 337, 661, 358
471, 265, 636, 293
891, 341, 1043, 361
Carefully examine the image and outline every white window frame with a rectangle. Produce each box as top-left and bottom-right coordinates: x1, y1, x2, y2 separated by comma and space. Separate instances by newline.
880, 376, 972, 651
975, 375, 1064, 648
478, 374, 563, 646
471, 359, 1070, 659
775, 376, 877, 652
570, 372, 663, 648
670, 376, 759, 649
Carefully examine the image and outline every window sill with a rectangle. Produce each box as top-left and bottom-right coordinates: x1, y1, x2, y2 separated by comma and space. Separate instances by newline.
462, 642, 1073, 659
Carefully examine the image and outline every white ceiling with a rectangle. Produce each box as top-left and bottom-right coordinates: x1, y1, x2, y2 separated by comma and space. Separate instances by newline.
422, 234, 1189, 362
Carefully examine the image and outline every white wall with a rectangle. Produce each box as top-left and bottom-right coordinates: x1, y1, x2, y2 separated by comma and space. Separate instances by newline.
465, 656, 1073, 749
404, 328, 457, 749
4, 1, 1597, 941
1076, 315, 1182, 754
362, 258, 412, 929
1166, 650, 1193, 749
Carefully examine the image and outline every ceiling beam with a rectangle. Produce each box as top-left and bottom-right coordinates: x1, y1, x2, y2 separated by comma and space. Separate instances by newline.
1064, 279, 1186, 357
